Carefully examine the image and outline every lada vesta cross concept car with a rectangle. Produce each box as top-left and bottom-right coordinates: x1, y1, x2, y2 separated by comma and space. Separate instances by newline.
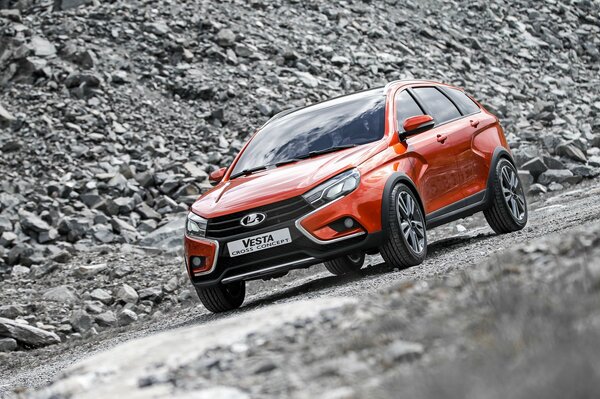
184, 80, 528, 313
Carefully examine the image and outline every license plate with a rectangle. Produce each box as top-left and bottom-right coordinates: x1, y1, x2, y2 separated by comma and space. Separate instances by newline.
227, 228, 292, 257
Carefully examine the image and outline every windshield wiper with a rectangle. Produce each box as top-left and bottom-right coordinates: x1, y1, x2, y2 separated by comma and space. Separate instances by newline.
275, 158, 303, 167
230, 165, 269, 179
236, 145, 358, 177
274, 145, 358, 167
299, 144, 357, 159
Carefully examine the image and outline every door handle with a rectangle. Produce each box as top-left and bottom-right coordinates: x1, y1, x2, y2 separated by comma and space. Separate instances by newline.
470, 119, 479, 128
437, 134, 447, 143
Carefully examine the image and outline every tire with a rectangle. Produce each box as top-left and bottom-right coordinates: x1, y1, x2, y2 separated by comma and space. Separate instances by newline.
484, 158, 528, 234
324, 252, 365, 276
195, 281, 245, 313
379, 183, 427, 269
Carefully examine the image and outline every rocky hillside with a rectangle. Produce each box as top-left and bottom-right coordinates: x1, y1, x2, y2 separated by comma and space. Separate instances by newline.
0, 0, 599, 354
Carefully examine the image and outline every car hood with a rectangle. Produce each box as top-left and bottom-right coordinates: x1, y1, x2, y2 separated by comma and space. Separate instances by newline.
191, 142, 382, 218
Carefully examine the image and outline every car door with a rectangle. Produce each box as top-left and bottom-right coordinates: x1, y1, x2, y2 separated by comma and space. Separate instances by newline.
439, 87, 488, 196
395, 88, 461, 214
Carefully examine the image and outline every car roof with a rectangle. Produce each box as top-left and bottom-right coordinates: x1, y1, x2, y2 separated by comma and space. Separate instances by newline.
264, 79, 454, 127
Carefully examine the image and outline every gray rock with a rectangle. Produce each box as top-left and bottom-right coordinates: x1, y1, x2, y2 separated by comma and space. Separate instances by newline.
95, 311, 117, 327
520, 157, 547, 179
137, 219, 158, 233
183, 162, 209, 180
38, 228, 59, 244
548, 182, 564, 191
19, 210, 51, 233
57, 217, 91, 242
532, 184, 551, 199
93, 225, 115, 244
556, 142, 587, 163
30, 263, 58, 279
51, 250, 72, 264
144, 22, 170, 36
518, 170, 534, 187
42, 285, 78, 304
136, 202, 162, 220
139, 286, 163, 302
589, 155, 600, 167
538, 169, 580, 185
138, 216, 185, 250
385, 340, 424, 362
163, 277, 179, 293
216, 29, 236, 47
70, 309, 94, 332
294, 71, 319, 88
0, 305, 27, 319
114, 197, 136, 214
53, 0, 93, 11
0, 216, 12, 234
331, 55, 351, 65
0, 103, 15, 125
543, 156, 567, 170
90, 288, 113, 305
11, 265, 30, 277
74, 263, 108, 278
0, 337, 17, 352
569, 164, 600, 178
30, 36, 56, 57
80, 193, 103, 208
117, 283, 139, 304
0, 231, 17, 247
0, 317, 61, 347
118, 309, 138, 326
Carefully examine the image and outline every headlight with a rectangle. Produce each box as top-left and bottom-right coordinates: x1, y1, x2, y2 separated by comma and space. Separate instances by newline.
186, 212, 207, 238
302, 169, 360, 207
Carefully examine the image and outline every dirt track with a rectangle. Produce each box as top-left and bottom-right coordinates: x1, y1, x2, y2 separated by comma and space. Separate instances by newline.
2, 180, 600, 397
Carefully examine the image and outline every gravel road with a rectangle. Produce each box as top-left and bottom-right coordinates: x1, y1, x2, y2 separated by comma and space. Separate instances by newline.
2, 179, 600, 397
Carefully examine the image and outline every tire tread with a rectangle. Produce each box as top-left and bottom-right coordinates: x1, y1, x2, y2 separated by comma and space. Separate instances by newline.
195, 282, 245, 313
379, 184, 426, 269
484, 158, 527, 234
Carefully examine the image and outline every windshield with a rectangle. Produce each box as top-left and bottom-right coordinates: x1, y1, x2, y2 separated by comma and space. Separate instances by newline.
230, 89, 386, 177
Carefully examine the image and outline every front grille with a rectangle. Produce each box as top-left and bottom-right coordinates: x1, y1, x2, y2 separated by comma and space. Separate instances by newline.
206, 196, 313, 238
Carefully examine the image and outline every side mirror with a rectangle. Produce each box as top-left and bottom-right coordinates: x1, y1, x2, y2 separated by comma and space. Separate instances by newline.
209, 167, 226, 185
400, 114, 435, 139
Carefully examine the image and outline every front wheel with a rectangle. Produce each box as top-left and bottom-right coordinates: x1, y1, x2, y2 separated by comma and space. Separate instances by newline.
379, 183, 427, 269
324, 252, 365, 275
484, 158, 528, 234
195, 281, 245, 313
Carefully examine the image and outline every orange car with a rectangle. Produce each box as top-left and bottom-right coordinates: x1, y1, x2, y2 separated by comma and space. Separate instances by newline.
184, 80, 527, 312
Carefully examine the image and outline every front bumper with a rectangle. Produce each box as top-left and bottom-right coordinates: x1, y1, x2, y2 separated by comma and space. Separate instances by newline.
185, 229, 383, 287
184, 191, 383, 287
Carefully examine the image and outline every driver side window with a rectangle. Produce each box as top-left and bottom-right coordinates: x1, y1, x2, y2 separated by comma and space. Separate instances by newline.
396, 90, 424, 132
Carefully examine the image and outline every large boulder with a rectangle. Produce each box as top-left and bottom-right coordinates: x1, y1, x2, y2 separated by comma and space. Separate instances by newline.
0, 317, 61, 347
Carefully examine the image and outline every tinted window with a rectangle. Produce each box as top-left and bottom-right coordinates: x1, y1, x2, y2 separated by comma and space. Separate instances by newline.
444, 88, 480, 115
413, 87, 461, 124
231, 89, 385, 176
395, 90, 423, 132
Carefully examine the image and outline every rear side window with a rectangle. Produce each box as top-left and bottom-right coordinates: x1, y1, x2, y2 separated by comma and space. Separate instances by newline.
443, 88, 480, 115
413, 87, 461, 124
395, 90, 423, 132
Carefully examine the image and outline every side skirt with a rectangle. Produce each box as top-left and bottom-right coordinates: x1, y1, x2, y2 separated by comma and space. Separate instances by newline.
425, 190, 488, 229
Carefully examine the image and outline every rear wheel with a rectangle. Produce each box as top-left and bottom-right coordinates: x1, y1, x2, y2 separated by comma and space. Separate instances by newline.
324, 252, 365, 275
379, 183, 427, 269
195, 281, 245, 313
484, 158, 528, 234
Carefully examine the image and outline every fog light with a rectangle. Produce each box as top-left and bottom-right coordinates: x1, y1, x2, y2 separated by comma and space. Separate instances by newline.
191, 256, 204, 268
328, 217, 361, 233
